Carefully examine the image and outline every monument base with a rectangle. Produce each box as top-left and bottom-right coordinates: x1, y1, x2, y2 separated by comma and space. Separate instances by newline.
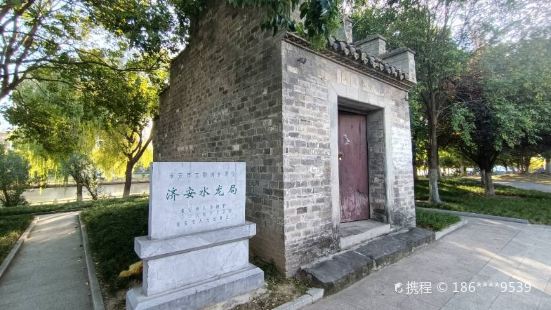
126, 264, 264, 310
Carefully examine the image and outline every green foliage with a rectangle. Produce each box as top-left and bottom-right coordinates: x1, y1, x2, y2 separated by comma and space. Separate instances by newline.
0, 0, 92, 98
6, 73, 88, 157
227, 0, 341, 45
451, 39, 551, 171
0, 145, 30, 207
416, 178, 551, 224
81, 198, 148, 293
6, 52, 160, 187
78, 52, 160, 174
61, 154, 100, 200
0, 195, 147, 217
0, 215, 34, 263
415, 209, 460, 231
1, 0, 345, 100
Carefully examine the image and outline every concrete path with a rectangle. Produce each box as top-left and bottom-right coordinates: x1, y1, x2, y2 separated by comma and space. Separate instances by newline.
305, 218, 551, 310
0, 212, 92, 310
495, 181, 551, 193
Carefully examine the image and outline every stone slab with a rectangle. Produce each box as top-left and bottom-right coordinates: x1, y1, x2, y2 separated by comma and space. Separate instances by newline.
127, 265, 264, 310
135, 222, 256, 259
300, 227, 434, 295
149, 162, 246, 239
391, 227, 435, 249
339, 220, 392, 250
144, 239, 250, 295
355, 234, 410, 266
302, 250, 374, 294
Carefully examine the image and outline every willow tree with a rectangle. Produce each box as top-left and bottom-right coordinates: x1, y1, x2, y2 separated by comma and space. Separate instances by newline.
5, 71, 99, 201
76, 52, 162, 197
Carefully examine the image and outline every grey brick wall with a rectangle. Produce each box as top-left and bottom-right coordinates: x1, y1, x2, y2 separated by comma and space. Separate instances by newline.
154, 1, 287, 271
281, 40, 416, 274
155, 1, 416, 277
366, 110, 386, 222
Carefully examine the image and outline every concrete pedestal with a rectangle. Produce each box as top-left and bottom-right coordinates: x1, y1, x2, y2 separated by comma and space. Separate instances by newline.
127, 264, 263, 310
126, 222, 264, 310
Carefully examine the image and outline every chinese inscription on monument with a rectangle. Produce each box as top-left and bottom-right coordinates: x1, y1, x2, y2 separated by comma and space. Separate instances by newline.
149, 162, 246, 239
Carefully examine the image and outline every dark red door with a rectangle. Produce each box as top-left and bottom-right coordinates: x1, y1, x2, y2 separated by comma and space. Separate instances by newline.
338, 111, 369, 222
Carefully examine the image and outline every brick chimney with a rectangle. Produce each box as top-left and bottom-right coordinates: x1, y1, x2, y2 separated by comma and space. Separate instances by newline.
355, 35, 387, 56
334, 16, 353, 43
381, 47, 417, 83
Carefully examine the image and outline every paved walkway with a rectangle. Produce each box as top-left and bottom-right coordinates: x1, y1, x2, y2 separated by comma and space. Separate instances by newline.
0, 212, 92, 310
305, 218, 551, 310
495, 181, 551, 193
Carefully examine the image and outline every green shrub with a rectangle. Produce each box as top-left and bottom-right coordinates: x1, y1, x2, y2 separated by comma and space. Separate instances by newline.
81, 199, 148, 293
0, 214, 33, 262
0, 145, 30, 207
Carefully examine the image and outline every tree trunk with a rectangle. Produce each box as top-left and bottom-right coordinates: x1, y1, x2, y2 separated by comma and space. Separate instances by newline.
520, 155, 531, 174
480, 169, 485, 186
76, 183, 83, 202
484, 170, 495, 196
545, 155, 551, 175
123, 160, 134, 198
428, 117, 441, 204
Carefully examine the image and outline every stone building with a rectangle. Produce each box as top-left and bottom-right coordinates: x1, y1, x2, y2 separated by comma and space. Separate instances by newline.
155, 1, 417, 276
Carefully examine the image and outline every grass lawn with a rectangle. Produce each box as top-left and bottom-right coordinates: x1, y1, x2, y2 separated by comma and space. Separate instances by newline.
0, 214, 34, 263
494, 173, 551, 185
0, 195, 147, 217
416, 209, 461, 231
416, 178, 551, 225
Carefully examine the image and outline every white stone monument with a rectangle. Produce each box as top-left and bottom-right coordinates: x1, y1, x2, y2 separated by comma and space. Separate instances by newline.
127, 162, 264, 310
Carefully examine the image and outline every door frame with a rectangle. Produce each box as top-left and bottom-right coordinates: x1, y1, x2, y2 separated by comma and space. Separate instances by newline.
337, 109, 370, 223
329, 88, 394, 229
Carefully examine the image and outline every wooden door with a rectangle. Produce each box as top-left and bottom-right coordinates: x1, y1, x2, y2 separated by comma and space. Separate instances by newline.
338, 111, 369, 222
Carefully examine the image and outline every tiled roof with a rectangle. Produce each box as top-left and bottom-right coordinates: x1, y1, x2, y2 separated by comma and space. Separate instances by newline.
283, 32, 413, 88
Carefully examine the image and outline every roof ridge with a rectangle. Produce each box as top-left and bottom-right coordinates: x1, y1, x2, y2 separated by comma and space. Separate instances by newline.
283, 32, 410, 84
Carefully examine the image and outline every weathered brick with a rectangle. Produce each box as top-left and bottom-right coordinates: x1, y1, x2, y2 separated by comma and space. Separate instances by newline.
156, 1, 416, 277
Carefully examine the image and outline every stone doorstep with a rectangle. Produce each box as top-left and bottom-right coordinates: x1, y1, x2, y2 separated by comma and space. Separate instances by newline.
339, 220, 392, 250
299, 227, 435, 295
127, 264, 264, 310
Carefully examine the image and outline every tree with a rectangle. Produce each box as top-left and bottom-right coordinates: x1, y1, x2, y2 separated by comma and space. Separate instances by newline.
451, 39, 551, 195
0, 0, 172, 100
353, 0, 467, 203
0, 0, 345, 100
0, 144, 30, 207
5, 50, 161, 198
4, 70, 98, 200
61, 153, 99, 201
78, 53, 161, 197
